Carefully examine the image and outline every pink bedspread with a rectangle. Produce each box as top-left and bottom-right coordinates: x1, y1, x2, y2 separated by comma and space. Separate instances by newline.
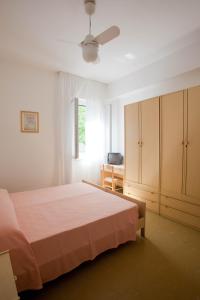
0, 189, 42, 292
10, 183, 138, 292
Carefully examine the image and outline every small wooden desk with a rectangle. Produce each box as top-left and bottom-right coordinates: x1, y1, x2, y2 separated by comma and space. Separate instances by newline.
100, 164, 124, 187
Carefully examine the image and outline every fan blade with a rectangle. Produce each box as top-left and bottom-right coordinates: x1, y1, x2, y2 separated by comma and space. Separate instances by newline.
95, 26, 120, 45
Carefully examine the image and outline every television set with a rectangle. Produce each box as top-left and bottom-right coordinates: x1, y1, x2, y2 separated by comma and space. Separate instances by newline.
107, 153, 123, 165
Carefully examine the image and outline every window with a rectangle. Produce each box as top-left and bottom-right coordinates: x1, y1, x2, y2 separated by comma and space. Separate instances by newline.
78, 103, 86, 155
74, 98, 87, 159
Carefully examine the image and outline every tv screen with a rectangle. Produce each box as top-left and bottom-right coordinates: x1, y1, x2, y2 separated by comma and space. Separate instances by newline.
107, 153, 123, 165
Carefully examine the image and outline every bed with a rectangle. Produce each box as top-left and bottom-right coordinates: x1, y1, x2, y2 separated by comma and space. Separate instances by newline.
0, 181, 146, 292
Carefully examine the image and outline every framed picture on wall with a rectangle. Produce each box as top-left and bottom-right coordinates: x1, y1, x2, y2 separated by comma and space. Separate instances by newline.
20, 111, 39, 133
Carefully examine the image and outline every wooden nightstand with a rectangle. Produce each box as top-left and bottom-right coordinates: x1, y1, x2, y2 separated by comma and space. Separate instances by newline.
0, 251, 20, 300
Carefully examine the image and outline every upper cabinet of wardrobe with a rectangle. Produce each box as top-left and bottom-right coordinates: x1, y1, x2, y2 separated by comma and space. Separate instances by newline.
160, 91, 185, 196
160, 86, 200, 204
124, 102, 140, 184
124, 97, 159, 190
140, 98, 159, 190
186, 86, 200, 201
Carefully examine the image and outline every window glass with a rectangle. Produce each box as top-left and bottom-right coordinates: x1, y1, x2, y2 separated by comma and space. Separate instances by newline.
78, 104, 86, 156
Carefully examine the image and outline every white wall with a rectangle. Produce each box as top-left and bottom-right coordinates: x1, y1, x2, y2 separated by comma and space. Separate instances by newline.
0, 59, 57, 192
110, 68, 200, 155
108, 40, 200, 101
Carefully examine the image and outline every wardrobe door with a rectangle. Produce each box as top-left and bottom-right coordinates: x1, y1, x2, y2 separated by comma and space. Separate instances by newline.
124, 103, 140, 183
186, 86, 200, 200
141, 97, 160, 189
160, 91, 184, 195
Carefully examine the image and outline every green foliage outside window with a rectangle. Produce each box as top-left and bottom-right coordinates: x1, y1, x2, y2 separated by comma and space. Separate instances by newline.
78, 105, 86, 145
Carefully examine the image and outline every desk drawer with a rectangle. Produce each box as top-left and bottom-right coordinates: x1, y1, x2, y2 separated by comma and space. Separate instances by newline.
160, 205, 200, 231
161, 195, 200, 218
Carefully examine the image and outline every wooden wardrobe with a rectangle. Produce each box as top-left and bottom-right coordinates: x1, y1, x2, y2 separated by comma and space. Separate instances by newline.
124, 86, 200, 231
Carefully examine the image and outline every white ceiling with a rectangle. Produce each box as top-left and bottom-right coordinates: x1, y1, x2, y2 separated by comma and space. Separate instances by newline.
0, 0, 200, 83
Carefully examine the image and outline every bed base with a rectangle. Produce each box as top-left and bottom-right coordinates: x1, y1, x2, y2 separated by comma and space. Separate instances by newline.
82, 180, 146, 238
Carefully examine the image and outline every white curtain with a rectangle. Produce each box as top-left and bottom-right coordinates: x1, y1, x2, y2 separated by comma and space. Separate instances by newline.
56, 72, 107, 185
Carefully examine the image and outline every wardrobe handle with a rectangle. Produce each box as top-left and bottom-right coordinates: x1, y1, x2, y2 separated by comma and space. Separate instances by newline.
185, 142, 189, 148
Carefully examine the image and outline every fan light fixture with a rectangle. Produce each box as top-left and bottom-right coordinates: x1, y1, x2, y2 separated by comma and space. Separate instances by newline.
82, 34, 99, 62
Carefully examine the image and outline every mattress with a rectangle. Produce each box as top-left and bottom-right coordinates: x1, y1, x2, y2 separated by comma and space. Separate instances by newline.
10, 182, 138, 291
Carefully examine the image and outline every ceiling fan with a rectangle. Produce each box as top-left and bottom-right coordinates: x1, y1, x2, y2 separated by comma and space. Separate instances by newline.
60, 0, 120, 64
81, 0, 120, 63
